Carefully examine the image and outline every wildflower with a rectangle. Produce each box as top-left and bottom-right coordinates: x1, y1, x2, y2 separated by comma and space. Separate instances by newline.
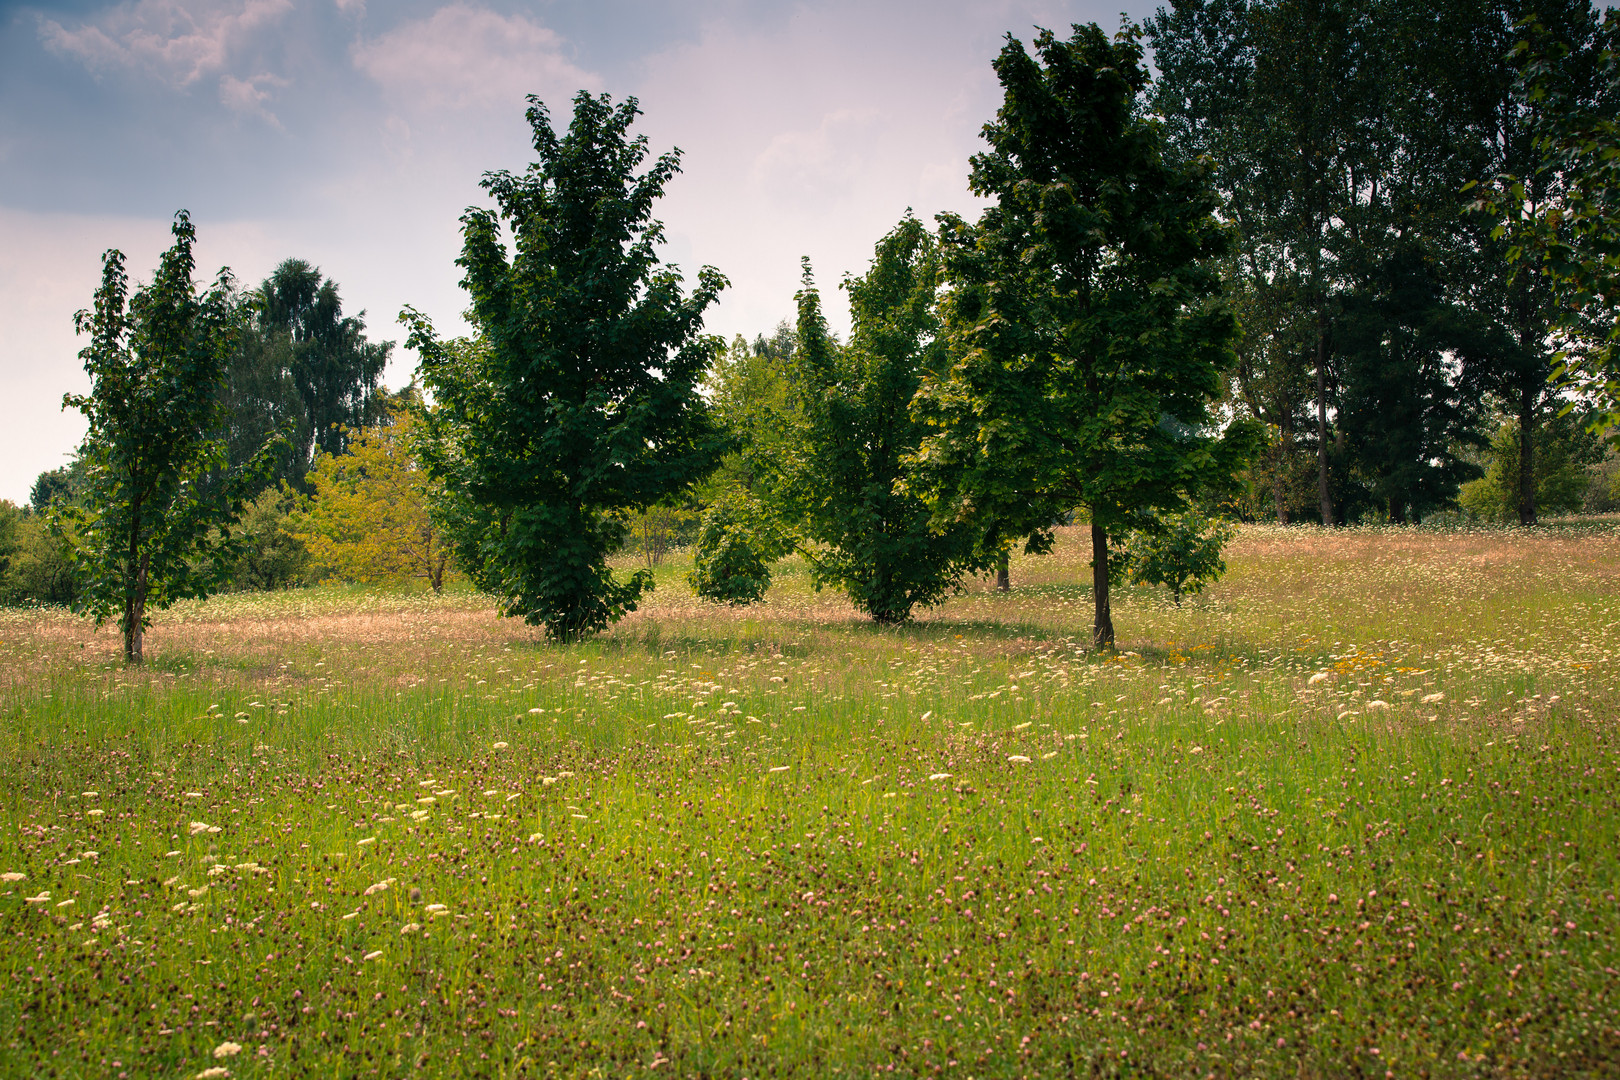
195, 1068, 231, 1079
363, 950, 383, 961
768, 766, 791, 773
1008, 755, 1031, 764
1013, 722, 1032, 731
1337, 711, 1356, 721
81, 851, 98, 859
86, 809, 104, 817
416, 796, 436, 805
1367, 700, 1390, 710
425, 904, 448, 913
24, 892, 48, 904
400, 922, 421, 935
163, 876, 179, 886
1308, 672, 1329, 685
527, 707, 543, 714
1422, 692, 1445, 704
1190, 745, 1204, 755
410, 810, 430, 821
165, 850, 181, 857
342, 911, 358, 921
188, 822, 210, 835
213, 1041, 243, 1058
528, 833, 543, 843
1041, 751, 1058, 760
187, 887, 208, 899
921, 711, 933, 721
557, 771, 575, 778
82, 792, 98, 798
356, 837, 376, 846
929, 772, 951, 781
0, 873, 24, 882
483, 790, 499, 797
364, 880, 391, 896
57, 899, 74, 908
184, 792, 204, 799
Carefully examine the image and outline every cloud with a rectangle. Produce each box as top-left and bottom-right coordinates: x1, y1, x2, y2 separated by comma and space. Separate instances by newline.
219, 70, 288, 124
38, 0, 294, 88
351, 5, 599, 113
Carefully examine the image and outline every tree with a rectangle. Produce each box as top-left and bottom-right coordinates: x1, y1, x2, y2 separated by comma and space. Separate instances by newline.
1117, 510, 1236, 604
1474, 8, 1620, 453
219, 260, 392, 495
406, 91, 728, 639
1334, 243, 1488, 522
1149, 0, 1388, 525
294, 400, 451, 592
792, 220, 988, 624
688, 333, 798, 604
1458, 410, 1605, 520
57, 212, 273, 661
913, 25, 1258, 649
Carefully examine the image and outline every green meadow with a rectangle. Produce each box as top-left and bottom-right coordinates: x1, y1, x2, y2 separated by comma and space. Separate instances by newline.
2, 523, 1618, 1079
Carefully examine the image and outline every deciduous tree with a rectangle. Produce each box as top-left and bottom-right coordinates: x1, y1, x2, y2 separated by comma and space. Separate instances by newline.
913, 24, 1258, 649
58, 212, 274, 661
406, 91, 727, 638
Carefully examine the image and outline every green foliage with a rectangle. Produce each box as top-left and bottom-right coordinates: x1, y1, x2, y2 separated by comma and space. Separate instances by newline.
294, 403, 452, 593
1482, 9, 1620, 432
228, 487, 310, 592
688, 501, 784, 605
407, 92, 727, 639
792, 219, 986, 624
1458, 413, 1605, 520
1117, 511, 1236, 605
1335, 243, 1489, 522
58, 212, 278, 660
29, 460, 87, 513
0, 510, 79, 606
220, 260, 391, 495
914, 24, 1258, 647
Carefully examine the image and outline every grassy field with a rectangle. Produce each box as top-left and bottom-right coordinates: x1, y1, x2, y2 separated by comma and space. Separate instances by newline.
2, 522, 1619, 1079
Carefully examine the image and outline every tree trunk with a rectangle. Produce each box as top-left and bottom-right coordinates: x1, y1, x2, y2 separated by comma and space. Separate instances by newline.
1315, 315, 1333, 526
124, 552, 149, 664
1517, 387, 1537, 526
995, 549, 1010, 592
1090, 524, 1114, 651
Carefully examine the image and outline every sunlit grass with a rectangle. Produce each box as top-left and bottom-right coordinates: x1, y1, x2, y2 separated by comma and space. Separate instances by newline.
2, 522, 1618, 1078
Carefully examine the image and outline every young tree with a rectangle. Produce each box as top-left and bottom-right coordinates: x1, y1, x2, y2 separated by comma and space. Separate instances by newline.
294, 401, 452, 592
688, 333, 798, 604
792, 219, 987, 624
406, 91, 728, 639
913, 24, 1258, 649
58, 212, 273, 661
1118, 511, 1236, 605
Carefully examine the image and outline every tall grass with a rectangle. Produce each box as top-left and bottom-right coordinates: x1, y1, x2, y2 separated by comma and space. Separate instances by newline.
1, 523, 1617, 1078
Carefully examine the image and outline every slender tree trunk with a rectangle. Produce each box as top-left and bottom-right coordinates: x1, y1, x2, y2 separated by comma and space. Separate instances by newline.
1090, 524, 1114, 651
995, 549, 1010, 592
125, 553, 149, 663
124, 498, 145, 663
1315, 314, 1333, 525
1517, 387, 1537, 526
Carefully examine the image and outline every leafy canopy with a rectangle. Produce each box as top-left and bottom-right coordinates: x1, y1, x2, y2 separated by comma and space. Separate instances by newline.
406, 91, 727, 639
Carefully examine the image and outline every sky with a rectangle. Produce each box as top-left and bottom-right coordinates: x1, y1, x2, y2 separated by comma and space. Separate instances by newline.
0, 0, 1158, 504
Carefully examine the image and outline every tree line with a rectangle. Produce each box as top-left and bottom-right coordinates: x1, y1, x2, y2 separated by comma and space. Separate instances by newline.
7, 3, 1620, 660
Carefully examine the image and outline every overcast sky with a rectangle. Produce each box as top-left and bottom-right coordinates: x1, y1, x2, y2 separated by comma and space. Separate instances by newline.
1, 0, 1157, 504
